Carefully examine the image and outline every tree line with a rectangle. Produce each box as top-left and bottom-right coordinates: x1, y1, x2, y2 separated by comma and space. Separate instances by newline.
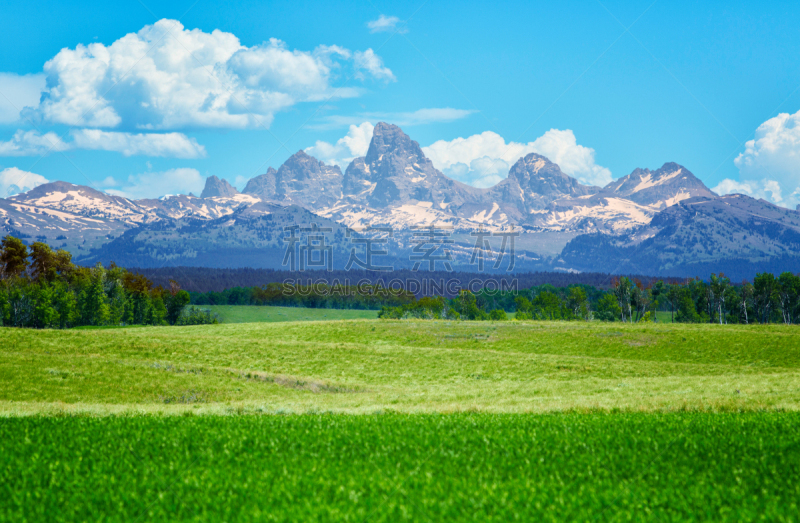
135, 266, 678, 294
5, 231, 798, 326
0, 235, 217, 329
189, 282, 416, 310
377, 273, 800, 324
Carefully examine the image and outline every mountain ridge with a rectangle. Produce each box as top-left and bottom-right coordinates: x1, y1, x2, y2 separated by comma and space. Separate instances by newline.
3, 121, 796, 278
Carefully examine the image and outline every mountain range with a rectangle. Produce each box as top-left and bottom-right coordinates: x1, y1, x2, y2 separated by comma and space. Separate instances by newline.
2, 122, 798, 280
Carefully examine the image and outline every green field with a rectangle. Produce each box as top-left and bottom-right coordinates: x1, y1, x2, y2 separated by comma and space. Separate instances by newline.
3, 413, 799, 521
3, 319, 800, 520
202, 305, 379, 323
2, 320, 800, 414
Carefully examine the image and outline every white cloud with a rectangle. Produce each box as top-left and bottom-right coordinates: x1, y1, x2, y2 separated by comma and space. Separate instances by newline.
311, 108, 473, 130
353, 49, 396, 82
17, 19, 393, 130
0, 73, 45, 123
96, 176, 120, 187
0, 129, 70, 156
0, 167, 49, 196
70, 129, 206, 158
367, 15, 407, 34
0, 129, 205, 158
306, 123, 610, 189
107, 167, 204, 199
423, 129, 612, 188
725, 109, 800, 208
712, 178, 788, 206
305, 122, 374, 168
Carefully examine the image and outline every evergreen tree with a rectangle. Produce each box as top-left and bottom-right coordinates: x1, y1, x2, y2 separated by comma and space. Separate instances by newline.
30, 281, 58, 328
533, 290, 561, 320
676, 289, 701, 323
566, 287, 590, 321
0, 287, 9, 326
52, 279, 78, 329
166, 284, 191, 325
1, 236, 29, 278
81, 269, 110, 326
29, 242, 57, 281
594, 294, 621, 322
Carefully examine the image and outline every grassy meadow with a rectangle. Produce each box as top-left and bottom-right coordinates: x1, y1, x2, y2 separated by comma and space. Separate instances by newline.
202, 304, 379, 323
1, 319, 799, 415
3, 318, 800, 521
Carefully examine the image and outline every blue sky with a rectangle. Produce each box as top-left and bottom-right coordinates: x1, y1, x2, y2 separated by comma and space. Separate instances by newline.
1, 0, 800, 206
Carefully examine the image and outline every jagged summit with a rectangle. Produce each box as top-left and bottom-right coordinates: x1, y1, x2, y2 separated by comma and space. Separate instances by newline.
243, 167, 278, 197
201, 176, 238, 198
365, 122, 426, 165
6, 122, 779, 276
340, 122, 481, 210
507, 153, 598, 209
602, 162, 716, 209
241, 150, 342, 208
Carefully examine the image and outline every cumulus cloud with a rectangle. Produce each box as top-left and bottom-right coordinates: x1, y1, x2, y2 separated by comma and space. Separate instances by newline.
0, 73, 46, 123
719, 109, 800, 208
70, 130, 206, 158
0, 130, 70, 156
0, 129, 205, 158
106, 167, 205, 199
423, 129, 612, 188
367, 15, 406, 34
306, 124, 611, 189
0, 167, 49, 196
96, 176, 120, 188
312, 108, 473, 130
353, 49, 396, 82
712, 178, 788, 206
17, 19, 393, 131
305, 122, 374, 168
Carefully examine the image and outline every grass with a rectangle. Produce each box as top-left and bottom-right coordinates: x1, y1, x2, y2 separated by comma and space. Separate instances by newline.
2, 413, 799, 521
655, 310, 674, 323
201, 305, 379, 323
4, 319, 800, 520
2, 319, 800, 415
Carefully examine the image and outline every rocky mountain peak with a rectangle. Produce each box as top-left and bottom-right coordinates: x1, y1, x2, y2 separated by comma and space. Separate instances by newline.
240, 152, 342, 209
507, 153, 596, 207
6, 180, 149, 225
338, 122, 484, 210
200, 176, 239, 198
242, 168, 277, 198
365, 122, 425, 165
603, 162, 716, 208
13, 181, 107, 201
281, 150, 342, 182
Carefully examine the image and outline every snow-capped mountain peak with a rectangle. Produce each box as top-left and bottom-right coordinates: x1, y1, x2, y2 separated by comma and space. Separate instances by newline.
601, 162, 716, 210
